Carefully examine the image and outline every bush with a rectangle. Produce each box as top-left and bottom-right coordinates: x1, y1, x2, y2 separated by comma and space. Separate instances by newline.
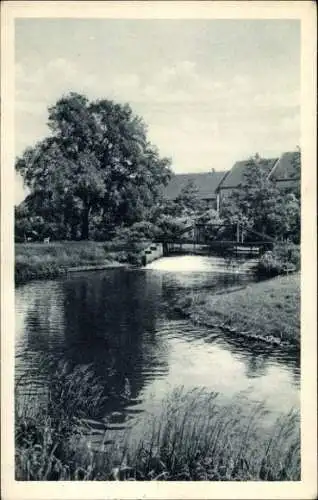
154, 215, 188, 241
257, 243, 300, 277
114, 221, 158, 244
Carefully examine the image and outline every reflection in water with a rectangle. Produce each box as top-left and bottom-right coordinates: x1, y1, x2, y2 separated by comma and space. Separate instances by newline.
15, 256, 300, 439
61, 270, 169, 415
145, 255, 258, 273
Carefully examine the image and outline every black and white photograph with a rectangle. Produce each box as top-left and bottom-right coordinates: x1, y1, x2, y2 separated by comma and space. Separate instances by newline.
1, 1, 317, 499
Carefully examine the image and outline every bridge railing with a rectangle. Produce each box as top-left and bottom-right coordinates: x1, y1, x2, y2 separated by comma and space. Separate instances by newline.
155, 221, 277, 252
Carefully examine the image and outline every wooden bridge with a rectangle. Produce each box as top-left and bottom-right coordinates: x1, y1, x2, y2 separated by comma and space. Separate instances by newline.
156, 221, 275, 258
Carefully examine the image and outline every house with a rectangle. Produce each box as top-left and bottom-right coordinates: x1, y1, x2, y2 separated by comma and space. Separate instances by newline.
216, 151, 300, 211
216, 157, 278, 204
163, 170, 228, 211
162, 151, 300, 215
268, 151, 301, 189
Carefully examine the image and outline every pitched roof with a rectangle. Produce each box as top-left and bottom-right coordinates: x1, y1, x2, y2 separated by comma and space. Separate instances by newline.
218, 158, 278, 190
269, 151, 300, 181
163, 171, 228, 200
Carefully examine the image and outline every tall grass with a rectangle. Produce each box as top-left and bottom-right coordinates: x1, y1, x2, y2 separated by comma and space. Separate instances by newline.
15, 241, 121, 283
15, 240, 152, 283
15, 363, 300, 481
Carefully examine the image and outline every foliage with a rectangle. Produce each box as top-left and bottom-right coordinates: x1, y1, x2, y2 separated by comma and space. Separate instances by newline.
15, 92, 172, 240
153, 199, 182, 219
288, 148, 301, 200
257, 243, 300, 277
16, 368, 300, 481
15, 241, 122, 283
196, 209, 225, 243
174, 180, 205, 215
154, 215, 189, 241
147, 180, 206, 224
220, 155, 301, 243
114, 221, 158, 243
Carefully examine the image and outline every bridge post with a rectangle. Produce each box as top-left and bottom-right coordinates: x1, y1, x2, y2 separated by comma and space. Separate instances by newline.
236, 221, 240, 243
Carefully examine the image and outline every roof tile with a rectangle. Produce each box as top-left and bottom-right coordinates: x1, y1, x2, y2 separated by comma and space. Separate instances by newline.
269, 151, 300, 181
163, 171, 228, 200
218, 158, 278, 189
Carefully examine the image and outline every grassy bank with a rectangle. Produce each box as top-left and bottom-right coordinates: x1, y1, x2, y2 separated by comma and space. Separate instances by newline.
15, 240, 150, 284
15, 364, 300, 481
176, 273, 300, 348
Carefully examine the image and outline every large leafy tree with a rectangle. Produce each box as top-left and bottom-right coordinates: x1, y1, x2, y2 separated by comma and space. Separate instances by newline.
16, 93, 172, 239
220, 155, 300, 242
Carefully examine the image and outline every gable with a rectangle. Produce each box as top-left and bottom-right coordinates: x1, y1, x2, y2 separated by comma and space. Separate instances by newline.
218, 158, 278, 190
269, 151, 300, 181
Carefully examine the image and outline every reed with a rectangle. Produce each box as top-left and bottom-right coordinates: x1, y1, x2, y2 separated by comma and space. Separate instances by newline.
15, 363, 300, 481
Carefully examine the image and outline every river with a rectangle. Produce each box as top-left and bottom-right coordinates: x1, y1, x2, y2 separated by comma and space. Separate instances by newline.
15, 255, 300, 445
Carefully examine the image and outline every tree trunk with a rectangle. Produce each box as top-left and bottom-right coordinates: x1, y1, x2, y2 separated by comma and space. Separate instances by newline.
81, 204, 91, 240
70, 224, 77, 241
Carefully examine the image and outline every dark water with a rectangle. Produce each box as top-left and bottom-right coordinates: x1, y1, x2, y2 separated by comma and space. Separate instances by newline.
15, 255, 300, 442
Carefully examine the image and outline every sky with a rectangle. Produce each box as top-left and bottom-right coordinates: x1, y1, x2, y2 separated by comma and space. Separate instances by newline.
15, 19, 300, 204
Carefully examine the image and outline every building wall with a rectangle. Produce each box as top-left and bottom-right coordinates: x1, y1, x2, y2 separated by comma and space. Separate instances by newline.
141, 243, 164, 266
201, 198, 218, 210
217, 188, 237, 210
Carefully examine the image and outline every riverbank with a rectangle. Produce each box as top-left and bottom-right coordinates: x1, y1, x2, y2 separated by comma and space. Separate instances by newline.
15, 364, 300, 481
15, 241, 151, 284
175, 273, 300, 348
15, 242, 122, 283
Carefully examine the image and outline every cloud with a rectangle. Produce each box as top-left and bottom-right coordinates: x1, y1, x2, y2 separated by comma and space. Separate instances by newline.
15, 54, 300, 173
252, 90, 300, 110
279, 114, 300, 133
114, 73, 140, 89
156, 60, 197, 86
15, 58, 102, 154
16, 59, 99, 103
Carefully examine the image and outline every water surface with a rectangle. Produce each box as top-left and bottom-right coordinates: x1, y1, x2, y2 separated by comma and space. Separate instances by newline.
15, 255, 300, 441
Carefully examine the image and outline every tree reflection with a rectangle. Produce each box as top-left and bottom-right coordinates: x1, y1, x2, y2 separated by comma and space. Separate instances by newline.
17, 270, 170, 420
15, 264, 300, 426
244, 353, 268, 378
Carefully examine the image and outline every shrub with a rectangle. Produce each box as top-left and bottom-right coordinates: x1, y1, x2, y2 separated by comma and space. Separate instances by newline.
114, 221, 158, 244
257, 243, 300, 277
154, 215, 188, 241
